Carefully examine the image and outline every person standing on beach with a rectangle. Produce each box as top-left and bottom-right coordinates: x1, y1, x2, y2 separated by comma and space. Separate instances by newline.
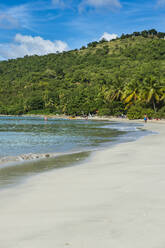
144, 114, 147, 123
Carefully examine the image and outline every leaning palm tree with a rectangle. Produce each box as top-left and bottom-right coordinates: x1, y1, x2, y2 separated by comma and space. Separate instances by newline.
141, 76, 162, 112
104, 76, 124, 104
104, 85, 123, 103
160, 84, 165, 101
121, 79, 142, 109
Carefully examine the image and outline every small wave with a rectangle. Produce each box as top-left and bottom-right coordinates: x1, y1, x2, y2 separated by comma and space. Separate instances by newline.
103, 124, 141, 132
0, 152, 60, 167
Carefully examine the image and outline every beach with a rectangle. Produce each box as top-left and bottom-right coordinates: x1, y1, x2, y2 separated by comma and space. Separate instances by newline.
0, 121, 165, 248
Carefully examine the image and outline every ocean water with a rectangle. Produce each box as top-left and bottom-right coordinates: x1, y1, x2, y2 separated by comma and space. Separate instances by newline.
0, 116, 149, 189
0, 116, 124, 158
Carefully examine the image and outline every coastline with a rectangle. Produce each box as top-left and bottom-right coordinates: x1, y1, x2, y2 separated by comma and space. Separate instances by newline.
1, 112, 165, 123
0, 122, 164, 247
0, 118, 148, 189
0, 116, 146, 168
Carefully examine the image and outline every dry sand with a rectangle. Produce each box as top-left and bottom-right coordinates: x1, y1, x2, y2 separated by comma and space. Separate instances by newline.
0, 121, 165, 248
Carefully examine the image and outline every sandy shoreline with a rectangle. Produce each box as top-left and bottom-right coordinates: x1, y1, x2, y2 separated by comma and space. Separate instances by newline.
0, 116, 146, 167
1, 113, 165, 123
0, 121, 165, 247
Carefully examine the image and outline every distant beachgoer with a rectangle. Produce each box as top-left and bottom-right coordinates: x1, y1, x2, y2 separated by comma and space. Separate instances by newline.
144, 114, 147, 123
44, 116, 48, 121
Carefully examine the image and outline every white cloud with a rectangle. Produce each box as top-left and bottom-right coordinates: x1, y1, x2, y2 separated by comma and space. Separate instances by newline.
99, 32, 118, 41
79, 0, 121, 11
52, 0, 65, 8
0, 5, 30, 29
0, 34, 69, 59
157, 0, 165, 5
51, 0, 73, 8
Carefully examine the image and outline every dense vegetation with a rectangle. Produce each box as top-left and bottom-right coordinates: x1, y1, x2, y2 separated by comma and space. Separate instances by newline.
0, 29, 165, 119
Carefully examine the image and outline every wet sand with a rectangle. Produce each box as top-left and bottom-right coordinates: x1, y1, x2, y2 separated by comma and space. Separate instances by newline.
0, 122, 165, 248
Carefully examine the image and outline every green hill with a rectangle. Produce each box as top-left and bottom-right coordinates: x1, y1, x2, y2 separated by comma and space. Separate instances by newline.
0, 30, 165, 119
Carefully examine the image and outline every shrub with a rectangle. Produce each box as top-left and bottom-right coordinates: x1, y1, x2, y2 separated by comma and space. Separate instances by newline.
25, 95, 44, 111
127, 105, 155, 119
157, 106, 165, 119
2, 105, 24, 115
98, 108, 111, 116
0, 105, 8, 115
127, 105, 144, 119
141, 108, 155, 119
109, 102, 125, 116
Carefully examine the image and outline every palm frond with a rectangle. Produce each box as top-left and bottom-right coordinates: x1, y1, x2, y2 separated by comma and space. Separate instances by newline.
124, 92, 135, 103
147, 88, 154, 102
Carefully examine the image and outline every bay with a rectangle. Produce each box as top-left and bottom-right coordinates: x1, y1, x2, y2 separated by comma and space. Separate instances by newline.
0, 116, 147, 189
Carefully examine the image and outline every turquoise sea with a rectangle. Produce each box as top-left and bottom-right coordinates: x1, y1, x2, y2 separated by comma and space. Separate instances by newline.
0, 116, 149, 189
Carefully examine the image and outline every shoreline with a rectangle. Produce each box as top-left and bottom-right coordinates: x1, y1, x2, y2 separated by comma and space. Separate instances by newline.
0, 117, 147, 168
1, 113, 165, 123
0, 122, 164, 247
0, 119, 148, 190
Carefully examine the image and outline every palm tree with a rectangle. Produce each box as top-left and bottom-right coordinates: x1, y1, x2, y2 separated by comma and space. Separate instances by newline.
141, 76, 162, 112
104, 78, 124, 104
104, 86, 123, 103
121, 79, 142, 109
160, 83, 165, 101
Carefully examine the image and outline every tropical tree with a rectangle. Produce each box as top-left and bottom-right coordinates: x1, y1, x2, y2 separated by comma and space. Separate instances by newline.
104, 85, 123, 103
141, 76, 162, 112
103, 77, 124, 104
121, 79, 142, 109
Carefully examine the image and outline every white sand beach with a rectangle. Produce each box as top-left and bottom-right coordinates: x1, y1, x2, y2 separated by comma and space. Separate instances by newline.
0, 121, 165, 248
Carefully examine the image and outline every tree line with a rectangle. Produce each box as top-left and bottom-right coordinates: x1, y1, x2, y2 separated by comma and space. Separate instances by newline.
0, 30, 165, 119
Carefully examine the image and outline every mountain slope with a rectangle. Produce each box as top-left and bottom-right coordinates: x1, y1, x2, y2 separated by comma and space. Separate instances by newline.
0, 32, 165, 118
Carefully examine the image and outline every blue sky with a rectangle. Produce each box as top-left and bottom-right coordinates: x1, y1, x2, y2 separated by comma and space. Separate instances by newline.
0, 0, 164, 59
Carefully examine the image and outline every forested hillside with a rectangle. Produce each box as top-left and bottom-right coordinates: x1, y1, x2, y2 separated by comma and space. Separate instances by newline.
0, 29, 165, 119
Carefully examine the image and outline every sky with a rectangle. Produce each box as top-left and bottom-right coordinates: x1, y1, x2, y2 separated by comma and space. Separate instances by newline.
0, 0, 164, 59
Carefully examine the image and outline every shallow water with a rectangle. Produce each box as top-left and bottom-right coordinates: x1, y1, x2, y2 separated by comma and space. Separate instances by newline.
0, 116, 122, 158
0, 151, 90, 189
0, 116, 148, 189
